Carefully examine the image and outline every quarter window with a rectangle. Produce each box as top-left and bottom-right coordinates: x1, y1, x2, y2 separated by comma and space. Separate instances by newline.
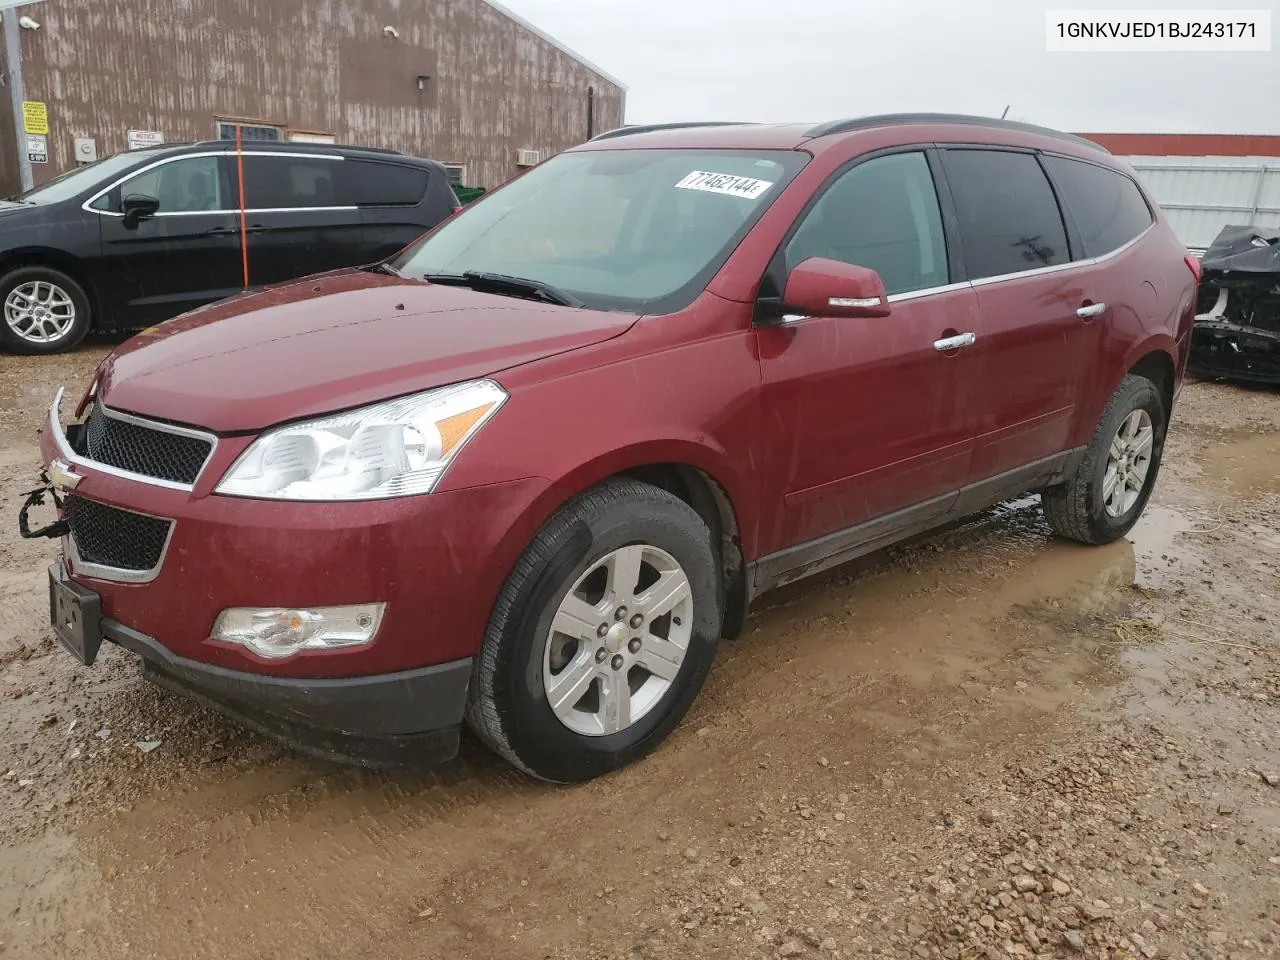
943, 149, 1069, 280
344, 160, 430, 206
785, 151, 949, 296
92, 156, 225, 213
237, 156, 346, 209
1042, 155, 1153, 259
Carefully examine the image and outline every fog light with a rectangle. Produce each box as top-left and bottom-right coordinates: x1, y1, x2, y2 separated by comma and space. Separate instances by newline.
211, 604, 385, 660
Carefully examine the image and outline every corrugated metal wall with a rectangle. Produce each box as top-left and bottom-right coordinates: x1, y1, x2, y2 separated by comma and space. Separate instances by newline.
4, 0, 624, 193
1123, 155, 1280, 253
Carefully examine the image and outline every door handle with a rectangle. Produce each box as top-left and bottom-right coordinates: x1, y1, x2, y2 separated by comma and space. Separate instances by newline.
933, 331, 976, 352
1077, 302, 1106, 319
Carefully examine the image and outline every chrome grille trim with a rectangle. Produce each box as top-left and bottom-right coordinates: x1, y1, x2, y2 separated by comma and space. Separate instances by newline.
47, 388, 218, 493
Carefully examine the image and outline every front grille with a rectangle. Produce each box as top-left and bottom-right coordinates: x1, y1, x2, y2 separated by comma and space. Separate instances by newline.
84, 401, 213, 485
65, 496, 172, 572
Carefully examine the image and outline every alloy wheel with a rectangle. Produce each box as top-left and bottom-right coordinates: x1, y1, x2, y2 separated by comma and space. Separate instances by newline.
1102, 408, 1155, 518
542, 544, 694, 737
4, 280, 77, 345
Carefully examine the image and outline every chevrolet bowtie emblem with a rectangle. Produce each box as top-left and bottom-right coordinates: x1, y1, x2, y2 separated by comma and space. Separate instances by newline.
48, 459, 82, 493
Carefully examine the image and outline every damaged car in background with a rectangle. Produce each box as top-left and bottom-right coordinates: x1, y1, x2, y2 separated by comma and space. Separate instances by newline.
1190, 225, 1280, 384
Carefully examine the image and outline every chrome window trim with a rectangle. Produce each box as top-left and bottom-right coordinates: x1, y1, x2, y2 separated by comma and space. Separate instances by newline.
968, 259, 1080, 288
81, 150, 345, 217
879, 222, 1155, 304
147, 206, 358, 218
66, 503, 175, 585
966, 221, 1155, 289
886, 281, 971, 304
47, 388, 217, 493
1087, 220, 1156, 264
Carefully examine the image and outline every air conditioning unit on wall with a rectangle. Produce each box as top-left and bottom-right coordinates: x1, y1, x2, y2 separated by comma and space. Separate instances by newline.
516, 149, 540, 167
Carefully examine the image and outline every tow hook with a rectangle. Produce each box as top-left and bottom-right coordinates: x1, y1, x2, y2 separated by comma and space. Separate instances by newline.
18, 470, 69, 540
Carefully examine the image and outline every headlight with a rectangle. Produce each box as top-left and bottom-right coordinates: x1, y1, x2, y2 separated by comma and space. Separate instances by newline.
215, 380, 506, 500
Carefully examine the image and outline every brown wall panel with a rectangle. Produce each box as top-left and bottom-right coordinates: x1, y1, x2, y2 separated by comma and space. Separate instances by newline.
9, 0, 624, 188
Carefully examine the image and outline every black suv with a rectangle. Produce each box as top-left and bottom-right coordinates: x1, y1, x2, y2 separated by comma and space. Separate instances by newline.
0, 141, 460, 354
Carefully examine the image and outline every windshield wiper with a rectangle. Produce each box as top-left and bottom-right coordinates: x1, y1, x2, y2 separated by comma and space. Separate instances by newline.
422, 271, 583, 308
368, 261, 401, 277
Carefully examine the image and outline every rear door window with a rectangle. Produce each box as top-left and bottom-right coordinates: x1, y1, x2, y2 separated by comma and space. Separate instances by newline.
344, 161, 430, 206
1042, 155, 1154, 259
785, 151, 949, 296
238, 156, 347, 209
942, 149, 1070, 280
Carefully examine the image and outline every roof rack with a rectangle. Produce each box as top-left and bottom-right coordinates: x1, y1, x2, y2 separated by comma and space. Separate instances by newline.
588, 121, 757, 143
189, 139, 405, 155
803, 114, 1109, 153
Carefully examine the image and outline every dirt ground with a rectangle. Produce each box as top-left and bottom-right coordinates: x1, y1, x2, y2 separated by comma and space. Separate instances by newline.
1, 343, 1277, 960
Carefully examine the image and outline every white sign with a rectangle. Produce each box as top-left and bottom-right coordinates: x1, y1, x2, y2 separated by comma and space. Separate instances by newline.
0, 0, 47, 10
74, 137, 98, 163
25, 133, 47, 164
288, 132, 336, 144
675, 170, 774, 200
127, 129, 164, 150
1046, 9, 1271, 52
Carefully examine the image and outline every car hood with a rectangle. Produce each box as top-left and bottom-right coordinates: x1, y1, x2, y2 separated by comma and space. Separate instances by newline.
96, 270, 639, 433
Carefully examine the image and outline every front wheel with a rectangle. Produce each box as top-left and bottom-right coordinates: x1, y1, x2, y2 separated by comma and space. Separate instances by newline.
466, 479, 722, 782
0, 266, 92, 354
1042, 374, 1167, 545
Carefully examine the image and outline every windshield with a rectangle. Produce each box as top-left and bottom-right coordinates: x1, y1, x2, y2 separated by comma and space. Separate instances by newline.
391, 148, 809, 313
17, 152, 151, 205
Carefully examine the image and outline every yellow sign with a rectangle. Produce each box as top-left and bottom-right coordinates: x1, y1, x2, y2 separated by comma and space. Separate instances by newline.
22, 101, 48, 135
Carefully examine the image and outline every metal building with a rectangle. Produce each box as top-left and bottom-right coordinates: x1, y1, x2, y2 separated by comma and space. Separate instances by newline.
0, 0, 625, 196
1078, 133, 1280, 254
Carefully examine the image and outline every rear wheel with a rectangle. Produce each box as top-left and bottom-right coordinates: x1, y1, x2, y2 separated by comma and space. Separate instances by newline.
466, 479, 722, 782
1042, 374, 1167, 544
0, 266, 92, 354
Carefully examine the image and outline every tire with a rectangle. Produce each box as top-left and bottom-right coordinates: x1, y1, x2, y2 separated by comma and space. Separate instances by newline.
1042, 374, 1167, 545
0, 266, 92, 355
466, 478, 722, 782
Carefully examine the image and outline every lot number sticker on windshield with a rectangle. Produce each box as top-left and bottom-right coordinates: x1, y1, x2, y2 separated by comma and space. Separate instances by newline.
676, 171, 774, 200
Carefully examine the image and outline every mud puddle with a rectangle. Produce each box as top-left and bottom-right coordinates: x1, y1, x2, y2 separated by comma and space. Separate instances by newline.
1, 492, 1149, 959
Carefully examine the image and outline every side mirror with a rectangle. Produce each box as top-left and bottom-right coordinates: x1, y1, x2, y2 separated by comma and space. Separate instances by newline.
780, 257, 891, 320
121, 193, 160, 229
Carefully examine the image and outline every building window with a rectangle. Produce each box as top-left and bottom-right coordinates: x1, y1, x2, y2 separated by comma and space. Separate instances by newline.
441, 164, 466, 187
216, 120, 283, 143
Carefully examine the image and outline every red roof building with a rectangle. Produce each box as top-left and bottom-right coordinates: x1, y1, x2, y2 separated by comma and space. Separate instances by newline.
1075, 133, 1280, 157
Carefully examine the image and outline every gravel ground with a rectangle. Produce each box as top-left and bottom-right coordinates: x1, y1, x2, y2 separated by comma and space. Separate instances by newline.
0, 344, 1277, 960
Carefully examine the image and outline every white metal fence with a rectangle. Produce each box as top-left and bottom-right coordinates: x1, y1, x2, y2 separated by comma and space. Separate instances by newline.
1121, 155, 1280, 254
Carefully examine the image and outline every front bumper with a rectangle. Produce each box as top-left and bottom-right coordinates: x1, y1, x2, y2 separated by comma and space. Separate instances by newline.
30, 390, 555, 763
106, 603, 473, 766
1188, 320, 1280, 384
47, 560, 472, 765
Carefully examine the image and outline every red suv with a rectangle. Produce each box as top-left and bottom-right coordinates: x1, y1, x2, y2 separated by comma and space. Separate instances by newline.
25, 114, 1198, 782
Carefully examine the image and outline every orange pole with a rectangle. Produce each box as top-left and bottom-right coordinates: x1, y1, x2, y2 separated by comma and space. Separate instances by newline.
236, 125, 249, 288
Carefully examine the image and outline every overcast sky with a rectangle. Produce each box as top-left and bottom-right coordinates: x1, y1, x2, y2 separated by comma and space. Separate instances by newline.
501, 0, 1280, 134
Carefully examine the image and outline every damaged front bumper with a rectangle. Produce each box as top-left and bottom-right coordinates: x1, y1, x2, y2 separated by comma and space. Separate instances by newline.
1189, 285, 1280, 385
